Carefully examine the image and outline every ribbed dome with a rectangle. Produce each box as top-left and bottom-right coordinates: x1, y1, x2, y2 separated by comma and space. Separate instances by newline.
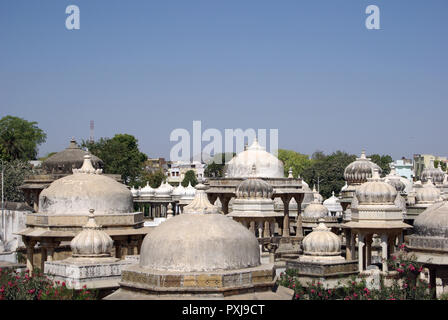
236, 167, 273, 199
302, 219, 342, 256
355, 169, 397, 204
303, 198, 329, 218
415, 179, 441, 204
70, 209, 114, 257
413, 201, 448, 237
139, 184, 260, 272
385, 164, 406, 193
344, 150, 382, 184
38, 155, 133, 215
42, 138, 103, 174
225, 138, 284, 178
421, 160, 445, 185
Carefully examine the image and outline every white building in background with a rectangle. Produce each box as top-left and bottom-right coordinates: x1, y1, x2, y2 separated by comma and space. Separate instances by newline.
394, 158, 414, 181
166, 160, 205, 184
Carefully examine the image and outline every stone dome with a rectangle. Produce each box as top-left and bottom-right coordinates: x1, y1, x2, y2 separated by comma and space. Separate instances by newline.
172, 183, 186, 197
42, 138, 103, 174
38, 155, 133, 215
421, 160, 445, 185
344, 150, 382, 184
235, 167, 274, 199
130, 186, 139, 197
413, 201, 448, 237
312, 186, 324, 203
415, 179, 441, 204
181, 182, 196, 200
154, 181, 173, 198
355, 169, 397, 205
140, 182, 155, 197
385, 164, 406, 193
302, 219, 342, 256
225, 138, 284, 178
323, 191, 343, 213
303, 198, 329, 218
70, 209, 114, 257
139, 184, 261, 272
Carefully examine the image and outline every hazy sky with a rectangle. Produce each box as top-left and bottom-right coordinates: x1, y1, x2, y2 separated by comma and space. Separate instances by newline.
1, 0, 447, 160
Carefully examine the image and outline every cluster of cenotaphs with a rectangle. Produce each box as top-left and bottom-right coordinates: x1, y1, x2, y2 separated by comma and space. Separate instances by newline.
15, 138, 448, 299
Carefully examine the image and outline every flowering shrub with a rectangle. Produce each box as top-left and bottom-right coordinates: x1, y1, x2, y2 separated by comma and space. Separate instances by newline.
279, 244, 435, 300
0, 268, 97, 300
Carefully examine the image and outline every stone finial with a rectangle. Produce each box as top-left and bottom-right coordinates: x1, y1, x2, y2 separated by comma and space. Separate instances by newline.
360, 150, 367, 159
70, 209, 113, 258
371, 168, 381, 180
72, 155, 102, 174
250, 164, 257, 177
182, 183, 219, 214
167, 203, 174, 219
288, 167, 293, 178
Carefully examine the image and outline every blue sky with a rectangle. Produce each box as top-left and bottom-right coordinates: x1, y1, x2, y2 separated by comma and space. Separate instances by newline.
0, 0, 447, 160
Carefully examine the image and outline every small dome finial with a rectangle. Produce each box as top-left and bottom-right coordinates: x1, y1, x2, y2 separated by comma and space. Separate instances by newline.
288, 167, 293, 178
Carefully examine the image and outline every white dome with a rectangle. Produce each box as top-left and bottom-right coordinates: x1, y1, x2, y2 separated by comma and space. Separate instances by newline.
139, 184, 260, 272
225, 138, 284, 178
415, 179, 441, 204
70, 209, 113, 257
302, 220, 342, 257
421, 160, 445, 185
355, 169, 397, 205
39, 155, 133, 215
303, 198, 329, 218
140, 182, 155, 197
312, 186, 323, 203
344, 150, 382, 184
172, 183, 186, 197
155, 181, 173, 197
323, 191, 343, 213
180, 182, 197, 200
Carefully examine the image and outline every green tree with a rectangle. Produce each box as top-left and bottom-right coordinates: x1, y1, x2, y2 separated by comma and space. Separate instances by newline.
182, 170, 198, 187
368, 154, 393, 176
136, 169, 165, 188
81, 134, 147, 184
38, 152, 57, 161
434, 160, 447, 172
277, 149, 313, 178
302, 151, 356, 199
0, 116, 47, 161
0, 160, 33, 202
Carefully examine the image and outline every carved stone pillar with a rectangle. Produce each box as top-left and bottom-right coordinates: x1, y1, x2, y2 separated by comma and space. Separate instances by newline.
40, 247, 47, 271
263, 220, 270, 238
220, 195, 231, 215
358, 233, 365, 272
24, 239, 36, 274
366, 234, 373, 267
281, 195, 292, 237
380, 233, 389, 272
345, 229, 353, 260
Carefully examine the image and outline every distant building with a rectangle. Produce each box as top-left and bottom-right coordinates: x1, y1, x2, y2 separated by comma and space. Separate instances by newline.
166, 160, 205, 184
144, 158, 168, 174
394, 157, 414, 181
413, 154, 447, 180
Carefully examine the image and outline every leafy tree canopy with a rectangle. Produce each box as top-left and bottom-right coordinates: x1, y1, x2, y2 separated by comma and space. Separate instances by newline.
302, 151, 356, 199
277, 149, 313, 178
0, 160, 33, 202
434, 160, 447, 172
182, 170, 198, 187
0, 116, 47, 161
368, 154, 393, 176
204, 152, 235, 178
135, 169, 165, 189
81, 134, 147, 184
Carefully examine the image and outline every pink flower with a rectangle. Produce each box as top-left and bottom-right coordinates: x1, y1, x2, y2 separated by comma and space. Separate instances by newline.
353, 293, 358, 298
28, 289, 35, 294
311, 289, 315, 294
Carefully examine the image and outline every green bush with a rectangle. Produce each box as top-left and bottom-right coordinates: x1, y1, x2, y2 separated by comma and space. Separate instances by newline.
279, 244, 434, 300
0, 268, 97, 300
